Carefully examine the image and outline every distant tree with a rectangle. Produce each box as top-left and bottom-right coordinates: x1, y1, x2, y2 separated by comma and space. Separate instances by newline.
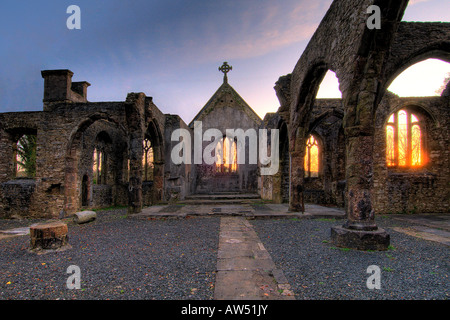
17, 134, 37, 178
435, 72, 450, 95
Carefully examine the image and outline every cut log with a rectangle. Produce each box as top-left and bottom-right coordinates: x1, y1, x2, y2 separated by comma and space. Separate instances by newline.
30, 221, 69, 251
73, 211, 96, 224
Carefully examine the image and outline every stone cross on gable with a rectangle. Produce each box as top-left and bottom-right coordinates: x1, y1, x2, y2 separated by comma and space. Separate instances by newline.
219, 62, 232, 83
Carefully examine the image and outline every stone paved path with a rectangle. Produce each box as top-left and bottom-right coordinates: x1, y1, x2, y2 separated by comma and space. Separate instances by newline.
214, 217, 295, 300
390, 214, 450, 246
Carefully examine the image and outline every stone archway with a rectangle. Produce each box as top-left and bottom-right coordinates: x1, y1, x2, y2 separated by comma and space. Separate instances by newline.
288, 63, 334, 212
143, 119, 165, 205
286, 0, 415, 249
64, 114, 128, 215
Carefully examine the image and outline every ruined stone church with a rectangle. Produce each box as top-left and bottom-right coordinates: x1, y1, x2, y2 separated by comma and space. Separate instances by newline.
1, 0, 449, 250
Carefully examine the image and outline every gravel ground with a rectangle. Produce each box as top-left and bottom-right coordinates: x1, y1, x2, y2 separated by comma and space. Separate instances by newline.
0, 210, 220, 300
251, 216, 449, 300
1, 211, 449, 300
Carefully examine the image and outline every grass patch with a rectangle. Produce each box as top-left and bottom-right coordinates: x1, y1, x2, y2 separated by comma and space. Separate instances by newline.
385, 253, 395, 260
387, 244, 396, 251
330, 246, 352, 252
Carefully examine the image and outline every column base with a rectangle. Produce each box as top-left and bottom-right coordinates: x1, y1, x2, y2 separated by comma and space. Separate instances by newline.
331, 225, 390, 251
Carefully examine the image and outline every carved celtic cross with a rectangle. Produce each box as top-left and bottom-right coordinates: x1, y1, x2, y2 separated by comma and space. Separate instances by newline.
218, 62, 232, 83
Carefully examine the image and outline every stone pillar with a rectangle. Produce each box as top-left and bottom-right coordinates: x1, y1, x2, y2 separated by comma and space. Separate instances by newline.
64, 154, 78, 215
125, 93, 146, 214
288, 124, 307, 212
128, 137, 143, 214
331, 132, 390, 250
152, 161, 164, 203
289, 150, 304, 212
271, 172, 282, 204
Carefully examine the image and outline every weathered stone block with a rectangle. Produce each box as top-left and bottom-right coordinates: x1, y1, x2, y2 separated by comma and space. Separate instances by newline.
30, 221, 70, 252
330, 225, 390, 251
73, 210, 96, 224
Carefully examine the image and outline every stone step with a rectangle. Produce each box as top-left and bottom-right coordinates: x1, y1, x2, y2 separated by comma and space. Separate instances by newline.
185, 193, 260, 200
182, 193, 261, 205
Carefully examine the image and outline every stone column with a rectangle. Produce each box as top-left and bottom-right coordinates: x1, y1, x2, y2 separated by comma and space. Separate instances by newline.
125, 93, 146, 215
128, 136, 143, 214
152, 161, 164, 203
331, 129, 390, 250
289, 150, 304, 212
64, 154, 78, 215
271, 172, 282, 204
288, 124, 307, 212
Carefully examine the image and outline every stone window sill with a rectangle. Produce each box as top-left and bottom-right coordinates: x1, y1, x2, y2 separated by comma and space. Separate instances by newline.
387, 170, 437, 180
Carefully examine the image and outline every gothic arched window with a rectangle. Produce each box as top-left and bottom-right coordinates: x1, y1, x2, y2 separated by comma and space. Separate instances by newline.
304, 135, 319, 178
386, 109, 424, 167
143, 137, 154, 181
215, 137, 237, 173
93, 147, 106, 184
93, 131, 111, 185
15, 133, 37, 178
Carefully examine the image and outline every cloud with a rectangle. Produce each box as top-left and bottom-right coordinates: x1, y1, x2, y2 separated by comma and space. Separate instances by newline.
222, 24, 317, 60
408, 0, 432, 5
148, 1, 324, 66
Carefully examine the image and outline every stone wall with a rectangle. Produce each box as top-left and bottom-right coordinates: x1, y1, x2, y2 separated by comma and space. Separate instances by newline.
92, 184, 113, 208
145, 97, 167, 204
76, 117, 128, 209
164, 114, 192, 202
381, 22, 450, 96
43, 101, 129, 216
263, 87, 449, 214
283, 0, 447, 250
189, 82, 261, 194
373, 93, 450, 214
303, 99, 345, 206
259, 113, 288, 202
0, 70, 170, 218
0, 179, 36, 218
260, 99, 346, 207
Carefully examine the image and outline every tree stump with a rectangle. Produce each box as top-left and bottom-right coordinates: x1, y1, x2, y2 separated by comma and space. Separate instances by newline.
73, 211, 96, 224
30, 221, 70, 253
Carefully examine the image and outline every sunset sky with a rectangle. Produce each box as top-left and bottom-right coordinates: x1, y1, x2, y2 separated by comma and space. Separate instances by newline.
0, 0, 449, 123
